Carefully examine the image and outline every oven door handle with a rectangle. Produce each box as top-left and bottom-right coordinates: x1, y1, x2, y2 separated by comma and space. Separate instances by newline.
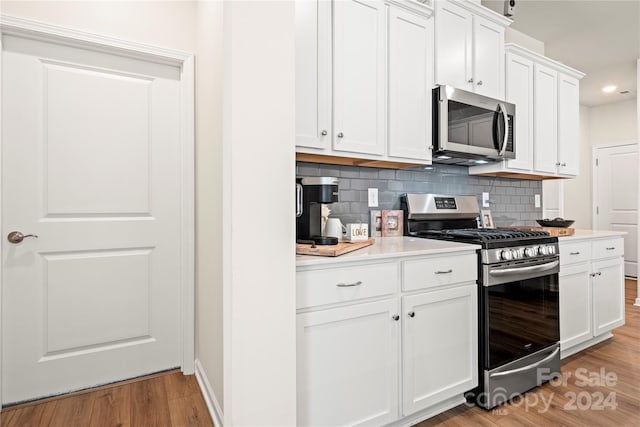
498, 103, 509, 156
489, 347, 560, 379
489, 260, 559, 276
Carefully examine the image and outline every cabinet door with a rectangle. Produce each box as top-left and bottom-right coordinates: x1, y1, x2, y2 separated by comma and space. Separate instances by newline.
402, 285, 477, 416
533, 63, 558, 174
297, 299, 400, 426
472, 16, 505, 99
333, 0, 386, 155
504, 52, 534, 171
559, 263, 592, 351
592, 257, 625, 336
295, 0, 331, 150
388, 7, 433, 162
434, 0, 473, 91
557, 73, 580, 176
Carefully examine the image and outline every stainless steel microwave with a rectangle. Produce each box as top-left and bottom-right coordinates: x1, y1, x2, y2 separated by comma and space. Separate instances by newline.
432, 85, 515, 165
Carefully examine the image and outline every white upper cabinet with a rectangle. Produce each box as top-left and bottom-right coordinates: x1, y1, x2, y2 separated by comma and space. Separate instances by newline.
469, 44, 584, 179
295, 0, 435, 165
472, 15, 505, 98
557, 73, 580, 176
434, 0, 509, 100
503, 51, 534, 171
388, 7, 433, 162
533, 63, 558, 174
333, 0, 386, 155
295, 0, 331, 150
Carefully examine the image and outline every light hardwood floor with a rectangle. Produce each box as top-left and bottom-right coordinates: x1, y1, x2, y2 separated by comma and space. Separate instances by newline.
0, 370, 213, 427
2, 280, 638, 426
418, 278, 640, 426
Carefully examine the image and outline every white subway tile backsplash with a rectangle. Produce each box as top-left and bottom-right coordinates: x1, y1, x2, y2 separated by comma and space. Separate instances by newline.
297, 162, 542, 227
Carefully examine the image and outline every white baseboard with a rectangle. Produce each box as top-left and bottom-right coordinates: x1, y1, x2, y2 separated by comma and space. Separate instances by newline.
195, 359, 224, 427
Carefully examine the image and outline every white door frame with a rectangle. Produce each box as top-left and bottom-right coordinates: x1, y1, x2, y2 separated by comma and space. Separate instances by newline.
591, 141, 638, 230
0, 15, 195, 407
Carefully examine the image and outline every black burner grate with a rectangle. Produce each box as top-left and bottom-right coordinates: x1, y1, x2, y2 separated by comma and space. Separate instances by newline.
414, 228, 550, 243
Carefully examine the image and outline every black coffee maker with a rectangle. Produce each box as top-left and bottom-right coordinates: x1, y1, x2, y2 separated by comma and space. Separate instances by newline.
296, 177, 339, 245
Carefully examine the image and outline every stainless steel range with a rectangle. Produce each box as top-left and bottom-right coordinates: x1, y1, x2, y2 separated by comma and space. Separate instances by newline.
401, 194, 561, 409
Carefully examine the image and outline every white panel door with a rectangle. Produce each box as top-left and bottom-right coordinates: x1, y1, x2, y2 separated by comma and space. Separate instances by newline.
594, 143, 638, 277
533, 64, 558, 174
388, 7, 432, 161
402, 285, 477, 416
472, 16, 504, 99
434, 0, 473, 91
505, 52, 534, 171
297, 299, 400, 427
2, 35, 182, 404
557, 74, 580, 176
333, 0, 386, 155
295, 0, 331, 150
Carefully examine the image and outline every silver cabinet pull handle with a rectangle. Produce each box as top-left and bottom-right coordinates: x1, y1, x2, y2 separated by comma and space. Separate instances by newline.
408, 311, 415, 318
467, 78, 474, 83
336, 280, 362, 287
435, 269, 453, 274
555, 162, 561, 166
337, 132, 344, 138
477, 80, 483, 86
392, 315, 400, 321
7, 231, 38, 244
321, 130, 328, 136
561, 162, 567, 167
606, 247, 615, 250
570, 251, 581, 255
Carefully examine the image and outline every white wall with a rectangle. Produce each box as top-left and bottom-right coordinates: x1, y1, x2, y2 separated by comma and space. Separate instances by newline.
195, 0, 225, 415
222, 1, 297, 425
505, 27, 545, 55
1, 1, 197, 52
564, 99, 637, 229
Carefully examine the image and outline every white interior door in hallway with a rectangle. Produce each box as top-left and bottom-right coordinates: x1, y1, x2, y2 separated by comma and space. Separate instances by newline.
2, 33, 185, 404
593, 143, 638, 277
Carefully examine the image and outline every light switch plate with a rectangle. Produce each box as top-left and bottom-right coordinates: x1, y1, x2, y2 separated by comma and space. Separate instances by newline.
535, 194, 541, 208
368, 188, 379, 208
482, 192, 490, 208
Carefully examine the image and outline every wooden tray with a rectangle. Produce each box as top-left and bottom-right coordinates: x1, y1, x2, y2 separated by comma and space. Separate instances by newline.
498, 226, 575, 237
296, 239, 375, 257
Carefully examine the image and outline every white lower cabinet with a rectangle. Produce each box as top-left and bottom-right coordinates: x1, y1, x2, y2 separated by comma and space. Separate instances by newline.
402, 284, 477, 415
297, 252, 478, 426
559, 236, 625, 358
592, 257, 625, 336
297, 299, 400, 427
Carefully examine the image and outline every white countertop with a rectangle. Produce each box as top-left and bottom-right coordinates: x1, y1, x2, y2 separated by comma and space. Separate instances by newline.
559, 229, 627, 242
296, 237, 480, 268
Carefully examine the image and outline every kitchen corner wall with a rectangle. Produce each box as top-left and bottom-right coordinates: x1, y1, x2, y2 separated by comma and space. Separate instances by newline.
297, 162, 543, 227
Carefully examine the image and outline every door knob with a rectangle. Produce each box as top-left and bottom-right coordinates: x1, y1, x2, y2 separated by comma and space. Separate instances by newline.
7, 231, 38, 244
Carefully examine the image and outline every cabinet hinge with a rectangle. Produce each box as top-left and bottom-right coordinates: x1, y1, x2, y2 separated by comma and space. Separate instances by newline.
596, 158, 599, 166
596, 206, 599, 215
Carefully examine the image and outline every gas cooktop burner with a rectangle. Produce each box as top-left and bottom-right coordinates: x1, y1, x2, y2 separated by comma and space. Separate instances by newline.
413, 228, 550, 242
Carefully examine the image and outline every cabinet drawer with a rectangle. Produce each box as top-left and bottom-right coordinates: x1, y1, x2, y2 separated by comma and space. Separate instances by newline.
403, 253, 477, 292
559, 241, 591, 266
297, 262, 398, 309
592, 238, 624, 260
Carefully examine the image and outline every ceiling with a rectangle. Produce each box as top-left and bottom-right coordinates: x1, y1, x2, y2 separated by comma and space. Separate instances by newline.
481, 0, 640, 107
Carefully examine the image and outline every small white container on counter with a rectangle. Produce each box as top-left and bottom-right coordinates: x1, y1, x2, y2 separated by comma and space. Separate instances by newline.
345, 223, 369, 241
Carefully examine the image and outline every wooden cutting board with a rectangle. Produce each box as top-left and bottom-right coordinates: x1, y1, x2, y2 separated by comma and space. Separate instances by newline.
296, 239, 375, 257
498, 226, 575, 237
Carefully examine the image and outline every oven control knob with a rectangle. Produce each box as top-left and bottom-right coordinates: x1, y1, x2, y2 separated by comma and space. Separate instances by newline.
548, 246, 556, 255
514, 248, 525, 259
501, 249, 513, 260
539, 246, 549, 256
524, 247, 537, 257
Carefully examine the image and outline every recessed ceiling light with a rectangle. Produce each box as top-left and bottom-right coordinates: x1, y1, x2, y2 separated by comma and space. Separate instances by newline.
602, 85, 617, 93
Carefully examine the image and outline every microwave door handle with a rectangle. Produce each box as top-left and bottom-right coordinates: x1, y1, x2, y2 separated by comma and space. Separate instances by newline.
498, 103, 509, 156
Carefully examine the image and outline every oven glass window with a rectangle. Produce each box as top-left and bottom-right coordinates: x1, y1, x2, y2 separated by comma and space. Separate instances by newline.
484, 274, 559, 370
